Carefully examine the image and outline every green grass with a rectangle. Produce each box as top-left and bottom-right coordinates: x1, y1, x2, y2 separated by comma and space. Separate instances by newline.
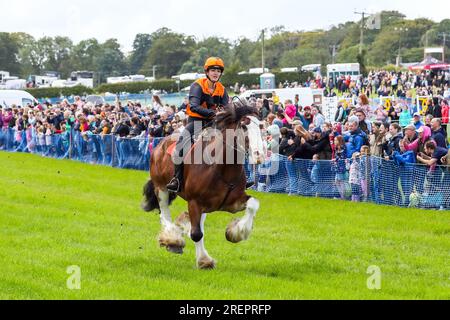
0, 151, 449, 300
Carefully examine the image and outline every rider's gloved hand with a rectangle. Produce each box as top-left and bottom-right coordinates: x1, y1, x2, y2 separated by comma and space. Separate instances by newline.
205, 109, 216, 118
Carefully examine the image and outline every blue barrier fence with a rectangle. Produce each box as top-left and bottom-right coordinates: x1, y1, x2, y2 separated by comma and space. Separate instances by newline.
1, 127, 449, 210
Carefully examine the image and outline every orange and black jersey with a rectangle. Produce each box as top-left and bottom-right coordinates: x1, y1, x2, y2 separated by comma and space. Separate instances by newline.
186, 78, 229, 119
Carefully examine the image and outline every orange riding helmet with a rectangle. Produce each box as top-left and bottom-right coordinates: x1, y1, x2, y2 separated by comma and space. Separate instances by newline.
204, 57, 225, 72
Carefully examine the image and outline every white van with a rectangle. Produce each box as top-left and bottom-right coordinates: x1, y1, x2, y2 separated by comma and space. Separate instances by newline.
0, 90, 38, 108
239, 87, 324, 108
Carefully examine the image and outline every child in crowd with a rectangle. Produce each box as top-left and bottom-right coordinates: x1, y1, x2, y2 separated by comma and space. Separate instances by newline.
309, 154, 321, 197
349, 152, 361, 202
360, 145, 371, 202
333, 136, 347, 199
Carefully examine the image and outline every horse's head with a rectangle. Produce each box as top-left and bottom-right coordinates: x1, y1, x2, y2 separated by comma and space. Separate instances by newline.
216, 99, 266, 165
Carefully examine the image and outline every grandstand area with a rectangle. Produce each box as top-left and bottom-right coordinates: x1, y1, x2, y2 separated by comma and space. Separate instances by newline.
1, 151, 448, 299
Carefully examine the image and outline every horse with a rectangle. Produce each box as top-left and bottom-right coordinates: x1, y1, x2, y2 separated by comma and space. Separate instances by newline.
141, 101, 266, 269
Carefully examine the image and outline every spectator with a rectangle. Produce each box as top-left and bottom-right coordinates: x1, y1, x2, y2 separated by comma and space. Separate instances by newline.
310, 127, 332, 160
412, 112, 424, 130
369, 121, 386, 158
349, 152, 361, 202
417, 140, 448, 172
279, 127, 296, 156
399, 104, 412, 128
333, 135, 347, 199
440, 99, 449, 126
334, 100, 347, 123
312, 106, 325, 129
344, 116, 367, 159
299, 106, 313, 129
309, 154, 321, 196
430, 118, 447, 148
383, 123, 403, 160
355, 108, 372, 135
289, 125, 314, 160
356, 94, 371, 118
374, 104, 388, 123
402, 125, 432, 156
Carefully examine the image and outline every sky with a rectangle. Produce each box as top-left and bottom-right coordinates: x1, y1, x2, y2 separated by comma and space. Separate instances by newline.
0, 0, 449, 53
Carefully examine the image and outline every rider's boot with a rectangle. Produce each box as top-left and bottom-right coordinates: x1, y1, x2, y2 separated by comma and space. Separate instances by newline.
166, 163, 183, 193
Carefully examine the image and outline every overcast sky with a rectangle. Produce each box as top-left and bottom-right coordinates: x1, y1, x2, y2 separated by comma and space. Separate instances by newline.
1, 0, 448, 52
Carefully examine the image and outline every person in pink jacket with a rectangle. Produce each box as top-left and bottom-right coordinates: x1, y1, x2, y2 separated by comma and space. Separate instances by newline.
282, 100, 297, 127
1, 109, 13, 130
441, 99, 449, 125
400, 125, 432, 155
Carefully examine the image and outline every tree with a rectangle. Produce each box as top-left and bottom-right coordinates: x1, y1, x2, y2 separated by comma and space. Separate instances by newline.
179, 37, 232, 73
280, 47, 329, 68
264, 30, 302, 68
71, 38, 101, 72
0, 33, 21, 75
129, 33, 152, 74
94, 39, 128, 82
231, 37, 258, 70
46, 36, 73, 78
140, 29, 195, 78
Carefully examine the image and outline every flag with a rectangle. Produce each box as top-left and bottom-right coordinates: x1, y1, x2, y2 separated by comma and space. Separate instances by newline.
366, 13, 381, 30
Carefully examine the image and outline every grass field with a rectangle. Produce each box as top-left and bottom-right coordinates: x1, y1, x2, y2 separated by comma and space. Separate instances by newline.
0, 151, 449, 300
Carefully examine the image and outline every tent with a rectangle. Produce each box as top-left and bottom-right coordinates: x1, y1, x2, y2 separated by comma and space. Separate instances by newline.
409, 56, 450, 71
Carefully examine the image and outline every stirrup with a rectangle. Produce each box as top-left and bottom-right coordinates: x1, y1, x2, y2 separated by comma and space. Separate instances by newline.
167, 178, 180, 192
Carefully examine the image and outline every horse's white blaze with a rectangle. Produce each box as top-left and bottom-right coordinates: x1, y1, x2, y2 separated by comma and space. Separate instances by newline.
230, 197, 259, 242
194, 214, 213, 266
246, 116, 266, 164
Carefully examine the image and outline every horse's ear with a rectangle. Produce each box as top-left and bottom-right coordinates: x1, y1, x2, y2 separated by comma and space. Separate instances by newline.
242, 116, 251, 125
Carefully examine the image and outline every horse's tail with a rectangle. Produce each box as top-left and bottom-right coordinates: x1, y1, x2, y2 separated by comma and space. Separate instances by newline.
141, 179, 177, 212
142, 179, 160, 212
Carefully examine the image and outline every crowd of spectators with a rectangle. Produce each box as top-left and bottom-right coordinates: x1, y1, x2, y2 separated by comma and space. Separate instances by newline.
1, 68, 450, 208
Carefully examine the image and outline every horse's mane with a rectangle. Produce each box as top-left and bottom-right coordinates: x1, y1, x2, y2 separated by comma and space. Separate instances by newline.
215, 99, 259, 129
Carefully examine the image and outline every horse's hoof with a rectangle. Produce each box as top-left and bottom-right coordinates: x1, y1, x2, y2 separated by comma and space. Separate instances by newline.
225, 219, 242, 243
197, 257, 216, 270
158, 228, 186, 252
166, 245, 184, 255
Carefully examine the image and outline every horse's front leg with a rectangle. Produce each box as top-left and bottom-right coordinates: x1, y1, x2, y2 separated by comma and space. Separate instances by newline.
189, 201, 215, 269
226, 197, 259, 243
157, 189, 185, 254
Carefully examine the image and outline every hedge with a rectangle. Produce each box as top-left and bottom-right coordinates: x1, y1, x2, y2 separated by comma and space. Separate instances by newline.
25, 85, 94, 99
24, 72, 314, 98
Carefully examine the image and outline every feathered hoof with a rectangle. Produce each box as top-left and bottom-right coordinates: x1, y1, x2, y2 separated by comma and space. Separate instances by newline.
197, 256, 216, 270
225, 219, 243, 243
166, 245, 184, 255
159, 228, 185, 254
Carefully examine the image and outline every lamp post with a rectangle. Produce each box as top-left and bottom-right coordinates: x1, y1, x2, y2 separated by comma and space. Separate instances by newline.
394, 27, 408, 67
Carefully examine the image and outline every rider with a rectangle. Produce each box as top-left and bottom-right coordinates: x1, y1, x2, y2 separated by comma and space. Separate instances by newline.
166, 57, 229, 192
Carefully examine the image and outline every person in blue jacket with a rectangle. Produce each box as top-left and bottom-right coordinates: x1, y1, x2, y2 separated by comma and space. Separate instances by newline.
344, 116, 367, 159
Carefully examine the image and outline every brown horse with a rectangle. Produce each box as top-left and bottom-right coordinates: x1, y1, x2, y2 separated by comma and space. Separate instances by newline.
142, 102, 266, 269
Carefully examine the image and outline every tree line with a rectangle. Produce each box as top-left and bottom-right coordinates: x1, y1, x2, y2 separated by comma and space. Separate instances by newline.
1, 11, 449, 82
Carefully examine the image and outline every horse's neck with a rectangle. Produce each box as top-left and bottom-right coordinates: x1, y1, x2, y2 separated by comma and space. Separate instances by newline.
217, 125, 244, 179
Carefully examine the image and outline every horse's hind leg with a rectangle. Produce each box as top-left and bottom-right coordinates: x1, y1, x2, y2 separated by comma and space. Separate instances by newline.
226, 197, 260, 243
189, 201, 215, 269
157, 189, 185, 254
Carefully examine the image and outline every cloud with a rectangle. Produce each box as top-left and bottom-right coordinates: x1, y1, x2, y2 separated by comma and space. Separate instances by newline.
0, 0, 448, 52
